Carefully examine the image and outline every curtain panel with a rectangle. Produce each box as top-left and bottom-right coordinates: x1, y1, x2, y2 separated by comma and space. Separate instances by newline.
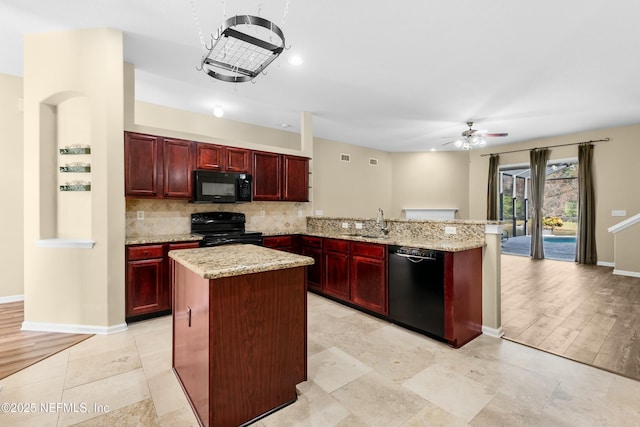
576, 144, 597, 264
529, 148, 549, 259
487, 154, 500, 221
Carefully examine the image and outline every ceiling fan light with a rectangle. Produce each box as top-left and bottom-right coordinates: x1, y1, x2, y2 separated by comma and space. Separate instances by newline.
454, 140, 463, 148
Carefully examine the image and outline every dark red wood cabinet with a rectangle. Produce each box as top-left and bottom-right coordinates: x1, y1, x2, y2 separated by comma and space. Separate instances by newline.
443, 248, 483, 348
323, 238, 351, 300
282, 155, 309, 201
252, 151, 309, 202
300, 236, 323, 292
173, 262, 306, 427
126, 244, 166, 318
126, 241, 200, 321
125, 132, 194, 199
252, 151, 281, 201
350, 242, 388, 316
262, 235, 300, 253
195, 143, 251, 173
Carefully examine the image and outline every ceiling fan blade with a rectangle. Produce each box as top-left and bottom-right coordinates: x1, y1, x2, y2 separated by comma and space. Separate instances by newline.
485, 133, 509, 137
471, 129, 488, 135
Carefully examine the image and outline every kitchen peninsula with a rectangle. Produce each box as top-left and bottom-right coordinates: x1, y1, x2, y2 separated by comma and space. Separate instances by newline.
169, 244, 314, 427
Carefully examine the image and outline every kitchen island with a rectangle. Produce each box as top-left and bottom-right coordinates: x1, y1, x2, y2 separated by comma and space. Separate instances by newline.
169, 244, 314, 427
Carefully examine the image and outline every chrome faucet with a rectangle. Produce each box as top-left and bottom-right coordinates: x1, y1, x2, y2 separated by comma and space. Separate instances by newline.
376, 208, 389, 235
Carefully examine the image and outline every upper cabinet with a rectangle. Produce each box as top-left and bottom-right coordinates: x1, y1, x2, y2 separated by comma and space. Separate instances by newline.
253, 151, 309, 202
282, 155, 309, 202
195, 143, 251, 173
252, 151, 281, 201
125, 132, 308, 202
125, 132, 193, 199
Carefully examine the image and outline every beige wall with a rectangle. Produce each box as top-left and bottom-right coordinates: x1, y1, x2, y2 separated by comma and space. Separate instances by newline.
469, 124, 640, 264
23, 29, 125, 330
312, 137, 392, 218
391, 151, 471, 219
0, 74, 24, 300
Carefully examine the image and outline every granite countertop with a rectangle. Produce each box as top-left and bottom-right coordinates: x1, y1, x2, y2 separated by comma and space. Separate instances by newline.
125, 234, 203, 245
304, 232, 485, 252
169, 244, 315, 280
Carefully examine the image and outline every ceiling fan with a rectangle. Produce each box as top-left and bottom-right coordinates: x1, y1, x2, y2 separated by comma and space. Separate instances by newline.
443, 121, 509, 150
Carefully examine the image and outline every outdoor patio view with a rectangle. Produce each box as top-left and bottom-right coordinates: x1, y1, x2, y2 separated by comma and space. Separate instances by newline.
499, 161, 578, 261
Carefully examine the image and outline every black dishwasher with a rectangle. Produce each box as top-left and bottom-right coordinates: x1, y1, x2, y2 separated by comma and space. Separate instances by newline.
388, 246, 446, 340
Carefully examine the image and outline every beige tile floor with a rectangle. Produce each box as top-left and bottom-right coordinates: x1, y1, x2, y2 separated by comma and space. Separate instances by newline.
1, 292, 639, 426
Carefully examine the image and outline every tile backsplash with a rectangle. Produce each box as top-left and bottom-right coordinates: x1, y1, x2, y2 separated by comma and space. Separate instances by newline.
126, 199, 311, 236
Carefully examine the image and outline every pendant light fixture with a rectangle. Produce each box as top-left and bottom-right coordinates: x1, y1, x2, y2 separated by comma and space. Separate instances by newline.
190, 1, 291, 83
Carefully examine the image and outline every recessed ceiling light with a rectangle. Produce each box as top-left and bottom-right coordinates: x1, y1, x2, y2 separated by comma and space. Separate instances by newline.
280, 123, 291, 128
288, 55, 303, 66
213, 106, 224, 118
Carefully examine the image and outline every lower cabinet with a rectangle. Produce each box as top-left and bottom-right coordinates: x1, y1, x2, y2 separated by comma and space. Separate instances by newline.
322, 238, 388, 316
126, 241, 200, 321
126, 245, 166, 319
323, 239, 351, 300
300, 236, 323, 292
350, 242, 388, 315
262, 235, 300, 253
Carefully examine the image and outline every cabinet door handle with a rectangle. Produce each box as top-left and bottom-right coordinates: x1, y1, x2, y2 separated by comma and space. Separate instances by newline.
186, 306, 192, 327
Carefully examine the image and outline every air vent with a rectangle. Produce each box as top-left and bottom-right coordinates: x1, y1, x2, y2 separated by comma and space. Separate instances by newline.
340, 153, 351, 162
369, 158, 379, 166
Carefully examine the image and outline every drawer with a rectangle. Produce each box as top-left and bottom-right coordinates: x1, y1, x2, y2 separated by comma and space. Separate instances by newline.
323, 238, 350, 253
301, 235, 322, 248
352, 242, 386, 259
263, 235, 293, 248
127, 244, 164, 260
168, 241, 201, 251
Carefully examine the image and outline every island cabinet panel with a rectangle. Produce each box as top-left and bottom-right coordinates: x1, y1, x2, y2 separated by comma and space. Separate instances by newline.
300, 236, 323, 292
173, 263, 307, 427
350, 242, 388, 316
172, 263, 210, 423
443, 247, 483, 348
323, 238, 351, 300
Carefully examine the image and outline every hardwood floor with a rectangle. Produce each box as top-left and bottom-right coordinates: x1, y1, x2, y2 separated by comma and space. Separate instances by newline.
502, 254, 640, 381
0, 301, 92, 380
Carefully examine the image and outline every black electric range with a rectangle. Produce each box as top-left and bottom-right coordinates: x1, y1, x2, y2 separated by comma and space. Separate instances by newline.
191, 212, 263, 247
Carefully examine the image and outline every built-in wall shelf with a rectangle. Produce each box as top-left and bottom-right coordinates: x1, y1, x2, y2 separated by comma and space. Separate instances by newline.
60, 182, 91, 191
60, 146, 91, 155
60, 163, 91, 173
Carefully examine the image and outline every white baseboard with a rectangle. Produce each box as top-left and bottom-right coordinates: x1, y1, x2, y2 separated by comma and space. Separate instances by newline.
482, 325, 504, 338
613, 269, 640, 278
21, 321, 128, 335
0, 294, 25, 304
598, 261, 615, 267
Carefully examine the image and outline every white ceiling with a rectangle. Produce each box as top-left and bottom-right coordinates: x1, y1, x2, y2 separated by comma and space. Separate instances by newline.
1, 0, 639, 152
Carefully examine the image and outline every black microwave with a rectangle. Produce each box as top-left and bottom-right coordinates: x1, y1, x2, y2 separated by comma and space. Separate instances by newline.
192, 170, 252, 203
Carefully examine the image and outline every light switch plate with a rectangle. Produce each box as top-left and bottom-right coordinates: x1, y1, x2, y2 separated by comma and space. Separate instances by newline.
445, 226, 457, 234
355, 222, 363, 229
611, 210, 627, 217
342, 222, 349, 229
136, 211, 144, 220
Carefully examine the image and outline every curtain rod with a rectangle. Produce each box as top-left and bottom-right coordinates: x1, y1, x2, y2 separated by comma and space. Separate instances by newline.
480, 137, 610, 157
